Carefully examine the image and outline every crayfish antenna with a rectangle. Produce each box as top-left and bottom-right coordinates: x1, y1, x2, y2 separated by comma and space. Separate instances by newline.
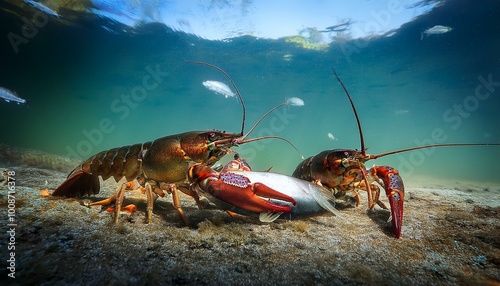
234, 97, 305, 159
241, 102, 286, 141
187, 61, 305, 159
186, 60, 246, 136
241, 97, 305, 141
368, 143, 500, 160
331, 68, 366, 157
237, 135, 305, 160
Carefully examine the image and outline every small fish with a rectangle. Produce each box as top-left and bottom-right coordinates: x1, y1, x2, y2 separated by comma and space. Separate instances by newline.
202, 80, 236, 98
24, 0, 60, 18
286, 97, 305, 106
0, 87, 27, 105
320, 20, 352, 33
421, 25, 452, 39
327, 133, 338, 141
395, 109, 409, 115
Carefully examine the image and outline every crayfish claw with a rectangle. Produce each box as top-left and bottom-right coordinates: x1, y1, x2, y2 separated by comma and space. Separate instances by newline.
387, 189, 404, 238
188, 164, 296, 217
372, 166, 405, 238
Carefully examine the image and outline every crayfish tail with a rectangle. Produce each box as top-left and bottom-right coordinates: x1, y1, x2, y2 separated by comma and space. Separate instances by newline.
52, 170, 100, 197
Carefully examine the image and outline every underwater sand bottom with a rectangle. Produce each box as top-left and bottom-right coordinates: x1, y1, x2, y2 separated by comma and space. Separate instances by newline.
1, 163, 498, 285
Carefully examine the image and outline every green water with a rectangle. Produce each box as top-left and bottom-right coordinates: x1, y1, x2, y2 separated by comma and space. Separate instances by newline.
1, 0, 499, 185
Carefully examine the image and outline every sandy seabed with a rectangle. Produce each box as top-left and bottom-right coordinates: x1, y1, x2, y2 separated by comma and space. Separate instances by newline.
0, 146, 499, 285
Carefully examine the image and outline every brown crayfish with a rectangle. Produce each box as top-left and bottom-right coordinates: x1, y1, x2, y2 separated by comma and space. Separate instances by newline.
52, 61, 300, 225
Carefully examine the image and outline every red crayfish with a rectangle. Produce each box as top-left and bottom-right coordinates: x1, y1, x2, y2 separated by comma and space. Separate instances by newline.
292, 68, 499, 238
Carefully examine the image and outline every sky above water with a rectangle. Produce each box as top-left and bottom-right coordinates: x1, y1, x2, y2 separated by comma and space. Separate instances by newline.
90, 0, 437, 40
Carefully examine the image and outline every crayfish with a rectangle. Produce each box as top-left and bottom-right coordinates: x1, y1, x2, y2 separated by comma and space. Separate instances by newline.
291, 68, 500, 238
52, 61, 302, 225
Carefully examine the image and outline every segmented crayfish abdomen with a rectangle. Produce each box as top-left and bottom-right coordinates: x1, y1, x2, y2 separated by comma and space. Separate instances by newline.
52, 142, 152, 197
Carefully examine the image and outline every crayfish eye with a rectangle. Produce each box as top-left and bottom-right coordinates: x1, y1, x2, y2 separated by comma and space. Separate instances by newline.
208, 132, 221, 142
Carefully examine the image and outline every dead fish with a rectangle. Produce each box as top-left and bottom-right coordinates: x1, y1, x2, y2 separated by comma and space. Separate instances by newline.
286, 97, 305, 106
24, 0, 60, 18
0, 87, 27, 105
421, 25, 452, 39
202, 80, 236, 98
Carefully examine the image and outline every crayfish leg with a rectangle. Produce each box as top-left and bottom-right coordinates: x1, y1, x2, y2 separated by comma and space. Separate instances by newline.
225, 210, 238, 218
368, 184, 387, 210
352, 189, 361, 207
113, 182, 130, 223
168, 184, 189, 226
144, 183, 156, 224
179, 187, 204, 210
85, 193, 117, 207
82, 180, 141, 223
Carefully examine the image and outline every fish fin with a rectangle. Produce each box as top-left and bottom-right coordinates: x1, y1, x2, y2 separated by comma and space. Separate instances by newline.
259, 212, 282, 223
5, 99, 10, 102
308, 183, 342, 217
